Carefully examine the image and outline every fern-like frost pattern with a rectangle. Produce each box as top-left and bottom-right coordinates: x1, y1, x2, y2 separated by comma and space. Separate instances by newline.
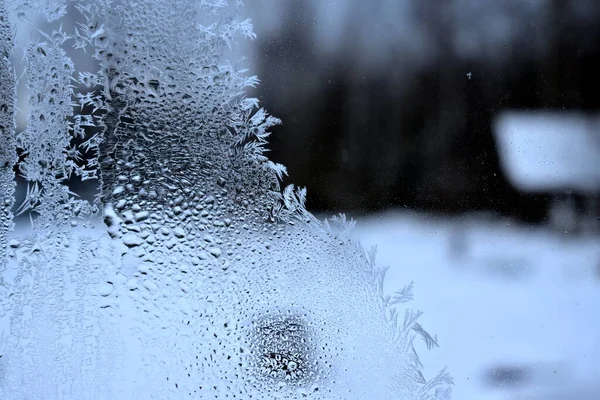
0, 0, 15, 263
0, 1, 451, 399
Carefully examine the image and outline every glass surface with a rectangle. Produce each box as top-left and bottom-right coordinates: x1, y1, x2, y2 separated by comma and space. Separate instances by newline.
1, 1, 599, 399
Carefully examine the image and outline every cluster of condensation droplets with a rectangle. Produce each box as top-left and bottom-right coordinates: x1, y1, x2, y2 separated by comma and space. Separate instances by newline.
0, 0, 452, 399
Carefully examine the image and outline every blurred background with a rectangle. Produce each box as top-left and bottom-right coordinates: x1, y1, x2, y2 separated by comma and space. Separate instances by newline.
243, 0, 600, 231
239, 0, 600, 398
9, 0, 600, 398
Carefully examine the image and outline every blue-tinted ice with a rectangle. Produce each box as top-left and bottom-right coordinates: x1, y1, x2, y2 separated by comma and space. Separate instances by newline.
0, 1, 450, 398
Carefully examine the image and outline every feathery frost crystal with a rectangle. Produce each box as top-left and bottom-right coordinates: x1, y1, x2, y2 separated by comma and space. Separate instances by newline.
0, 0, 451, 398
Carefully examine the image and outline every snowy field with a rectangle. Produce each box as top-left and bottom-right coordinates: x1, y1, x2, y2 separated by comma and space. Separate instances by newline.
355, 211, 600, 400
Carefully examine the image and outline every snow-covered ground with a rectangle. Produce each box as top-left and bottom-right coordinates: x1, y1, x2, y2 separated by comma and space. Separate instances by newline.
355, 211, 600, 399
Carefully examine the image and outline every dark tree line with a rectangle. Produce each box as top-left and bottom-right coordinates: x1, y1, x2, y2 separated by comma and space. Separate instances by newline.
254, 0, 600, 224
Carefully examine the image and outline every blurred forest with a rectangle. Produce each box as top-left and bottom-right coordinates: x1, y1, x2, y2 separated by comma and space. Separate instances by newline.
244, 0, 600, 226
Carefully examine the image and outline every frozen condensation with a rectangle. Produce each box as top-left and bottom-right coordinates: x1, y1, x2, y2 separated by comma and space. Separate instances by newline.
16, 36, 93, 228
0, 0, 15, 263
0, 1, 451, 399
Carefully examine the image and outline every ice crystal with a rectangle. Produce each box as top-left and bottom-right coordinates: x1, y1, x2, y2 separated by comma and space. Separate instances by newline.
0, 0, 15, 263
16, 35, 93, 227
0, 1, 451, 399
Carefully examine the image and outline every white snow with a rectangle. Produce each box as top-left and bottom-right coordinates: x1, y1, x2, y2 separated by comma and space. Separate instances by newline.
356, 211, 600, 399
